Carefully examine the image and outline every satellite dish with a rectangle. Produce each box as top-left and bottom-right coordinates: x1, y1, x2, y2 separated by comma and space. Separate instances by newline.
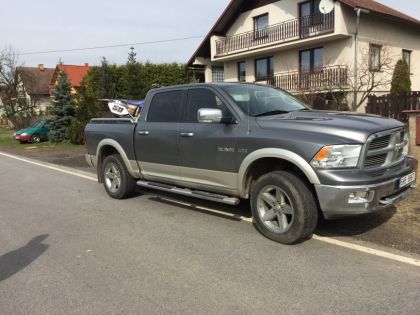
319, 0, 334, 14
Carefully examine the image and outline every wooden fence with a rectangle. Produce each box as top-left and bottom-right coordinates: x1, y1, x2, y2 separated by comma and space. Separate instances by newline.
366, 92, 420, 121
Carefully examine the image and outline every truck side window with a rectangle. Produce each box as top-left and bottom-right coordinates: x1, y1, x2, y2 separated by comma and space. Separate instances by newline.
147, 91, 183, 122
185, 88, 227, 122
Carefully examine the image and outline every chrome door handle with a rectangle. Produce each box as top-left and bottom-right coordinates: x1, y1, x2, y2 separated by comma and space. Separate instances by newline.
180, 132, 194, 137
138, 131, 149, 135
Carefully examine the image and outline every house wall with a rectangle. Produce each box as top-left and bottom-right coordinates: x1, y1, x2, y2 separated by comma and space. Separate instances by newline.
226, 0, 297, 37
223, 39, 352, 82
203, 1, 420, 110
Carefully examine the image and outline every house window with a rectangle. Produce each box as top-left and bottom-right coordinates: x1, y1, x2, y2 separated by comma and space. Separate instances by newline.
255, 57, 274, 81
212, 66, 224, 82
300, 47, 323, 72
299, 0, 322, 23
254, 13, 269, 39
403, 49, 411, 71
369, 44, 381, 71
238, 61, 246, 82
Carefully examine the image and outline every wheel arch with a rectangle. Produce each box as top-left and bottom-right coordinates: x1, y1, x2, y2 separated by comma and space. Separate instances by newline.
96, 139, 141, 183
238, 148, 320, 198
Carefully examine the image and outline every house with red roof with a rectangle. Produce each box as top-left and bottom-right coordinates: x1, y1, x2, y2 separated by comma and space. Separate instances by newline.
49, 63, 93, 94
188, 0, 420, 110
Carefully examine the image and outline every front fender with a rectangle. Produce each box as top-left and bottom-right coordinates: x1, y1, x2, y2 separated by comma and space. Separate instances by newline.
237, 148, 320, 198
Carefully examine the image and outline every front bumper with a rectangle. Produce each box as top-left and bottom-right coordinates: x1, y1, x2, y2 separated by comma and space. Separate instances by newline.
15, 134, 30, 141
315, 157, 417, 219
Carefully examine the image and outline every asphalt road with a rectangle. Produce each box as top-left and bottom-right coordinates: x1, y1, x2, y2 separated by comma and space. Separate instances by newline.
0, 154, 419, 314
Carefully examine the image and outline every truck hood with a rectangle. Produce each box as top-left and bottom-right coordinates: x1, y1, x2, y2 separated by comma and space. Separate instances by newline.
256, 110, 404, 143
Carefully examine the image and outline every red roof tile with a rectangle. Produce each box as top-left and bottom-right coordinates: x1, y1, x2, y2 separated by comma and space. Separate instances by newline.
56, 64, 92, 88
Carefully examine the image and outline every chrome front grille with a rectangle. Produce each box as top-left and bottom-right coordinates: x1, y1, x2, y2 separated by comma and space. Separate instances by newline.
363, 129, 407, 170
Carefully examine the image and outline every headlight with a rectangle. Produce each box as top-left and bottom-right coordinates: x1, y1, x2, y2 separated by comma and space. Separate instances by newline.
21, 133, 27, 136
402, 133, 409, 156
311, 145, 362, 169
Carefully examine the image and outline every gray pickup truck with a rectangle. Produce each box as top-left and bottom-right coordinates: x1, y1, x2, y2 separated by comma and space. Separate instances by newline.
85, 83, 417, 244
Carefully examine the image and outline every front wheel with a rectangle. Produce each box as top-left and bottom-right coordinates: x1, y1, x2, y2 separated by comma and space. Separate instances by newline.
102, 154, 136, 199
30, 134, 41, 143
251, 171, 318, 245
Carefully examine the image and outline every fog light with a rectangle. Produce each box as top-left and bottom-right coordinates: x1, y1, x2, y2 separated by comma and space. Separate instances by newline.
348, 191, 373, 204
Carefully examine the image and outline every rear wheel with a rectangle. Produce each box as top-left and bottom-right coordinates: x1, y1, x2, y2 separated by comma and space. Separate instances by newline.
30, 134, 41, 143
251, 171, 318, 245
102, 154, 136, 199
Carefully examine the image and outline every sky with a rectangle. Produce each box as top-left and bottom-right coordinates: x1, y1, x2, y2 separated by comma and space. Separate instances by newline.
0, 0, 419, 68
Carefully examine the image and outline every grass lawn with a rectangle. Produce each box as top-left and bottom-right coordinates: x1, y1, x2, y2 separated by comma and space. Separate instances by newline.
0, 127, 82, 151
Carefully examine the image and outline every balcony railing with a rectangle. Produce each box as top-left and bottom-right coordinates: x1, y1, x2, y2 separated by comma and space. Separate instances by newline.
268, 65, 348, 91
215, 11, 334, 56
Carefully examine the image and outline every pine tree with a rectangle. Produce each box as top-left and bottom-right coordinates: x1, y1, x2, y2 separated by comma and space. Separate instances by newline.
121, 47, 145, 99
391, 59, 411, 95
47, 71, 75, 143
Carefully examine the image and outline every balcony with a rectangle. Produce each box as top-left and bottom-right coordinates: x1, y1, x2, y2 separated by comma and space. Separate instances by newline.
215, 11, 334, 57
268, 65, 348, 92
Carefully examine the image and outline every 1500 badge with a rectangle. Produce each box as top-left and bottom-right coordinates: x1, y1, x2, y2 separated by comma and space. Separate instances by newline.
218, 147, 235, 153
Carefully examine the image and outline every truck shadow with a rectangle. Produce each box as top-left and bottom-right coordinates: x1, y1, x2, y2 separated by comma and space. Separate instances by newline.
138, 188, 397, 237
315, 207, 397, 237
0, 234, 49, 282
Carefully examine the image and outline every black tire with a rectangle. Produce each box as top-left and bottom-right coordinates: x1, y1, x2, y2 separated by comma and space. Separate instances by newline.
250, 171, 318, 245
102, 154, 136, 199
30, 134, 41, 143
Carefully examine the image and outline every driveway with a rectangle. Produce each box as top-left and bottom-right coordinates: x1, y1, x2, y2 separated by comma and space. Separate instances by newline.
0, 152, 419, 314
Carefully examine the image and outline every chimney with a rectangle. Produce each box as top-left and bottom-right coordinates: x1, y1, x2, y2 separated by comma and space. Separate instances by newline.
84, 63, 89, 67
38, 64, 44, 71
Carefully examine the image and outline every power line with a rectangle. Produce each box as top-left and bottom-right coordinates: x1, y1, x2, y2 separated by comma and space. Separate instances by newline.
20, 35, 204, 55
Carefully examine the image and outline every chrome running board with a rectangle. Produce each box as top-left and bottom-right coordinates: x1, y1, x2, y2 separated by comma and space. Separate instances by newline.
136, 180, 240, 205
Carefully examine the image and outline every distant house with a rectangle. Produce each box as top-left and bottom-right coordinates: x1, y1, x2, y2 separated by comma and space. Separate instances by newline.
17, 64, 55, 114
188, 0, 420, 110
49, 63, 92, 94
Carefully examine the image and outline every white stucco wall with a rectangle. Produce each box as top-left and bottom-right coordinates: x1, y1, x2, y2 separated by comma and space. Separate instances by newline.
199, 0, 420, 111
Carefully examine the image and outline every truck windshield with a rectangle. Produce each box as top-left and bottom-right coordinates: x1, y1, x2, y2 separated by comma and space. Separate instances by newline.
220, 85, 309, 117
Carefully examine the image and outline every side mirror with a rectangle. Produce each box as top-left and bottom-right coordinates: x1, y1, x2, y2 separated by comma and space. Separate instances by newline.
197, 108, 223, 123
108, 101, 131, 117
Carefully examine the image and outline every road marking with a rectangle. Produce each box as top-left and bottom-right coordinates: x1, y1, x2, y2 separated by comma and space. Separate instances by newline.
0, 151, 97, 182
1, 150, 419, 267
312, 235, 420, 267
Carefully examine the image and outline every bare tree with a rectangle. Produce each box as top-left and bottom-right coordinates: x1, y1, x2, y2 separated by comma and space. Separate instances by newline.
278, 45, 395, 112
0, 46, 38, 129
349, 45, 395, 111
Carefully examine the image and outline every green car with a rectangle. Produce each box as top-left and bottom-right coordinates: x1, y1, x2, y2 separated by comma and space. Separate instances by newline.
14, 120, 49, 143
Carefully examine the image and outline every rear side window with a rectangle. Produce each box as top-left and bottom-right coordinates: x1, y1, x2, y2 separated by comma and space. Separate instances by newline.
184, 88, 227, 122
147, 90, 183, 122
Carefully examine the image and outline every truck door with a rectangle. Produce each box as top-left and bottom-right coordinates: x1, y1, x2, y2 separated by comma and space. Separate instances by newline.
134, 89, 183, 180
178, 87, 239, 191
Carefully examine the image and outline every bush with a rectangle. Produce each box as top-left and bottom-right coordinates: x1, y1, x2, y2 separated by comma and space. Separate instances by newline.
391, 59, 411, 95
69, 119, 86, 145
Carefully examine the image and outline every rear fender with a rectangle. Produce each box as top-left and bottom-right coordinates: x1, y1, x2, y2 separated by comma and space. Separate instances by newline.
96, 139, 141, 181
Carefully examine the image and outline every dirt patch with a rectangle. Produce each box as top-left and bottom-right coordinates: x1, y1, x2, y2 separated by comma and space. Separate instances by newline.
0, 146, 95, 174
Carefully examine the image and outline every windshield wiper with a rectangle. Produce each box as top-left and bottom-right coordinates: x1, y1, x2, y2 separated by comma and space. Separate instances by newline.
254, 110, 290, 117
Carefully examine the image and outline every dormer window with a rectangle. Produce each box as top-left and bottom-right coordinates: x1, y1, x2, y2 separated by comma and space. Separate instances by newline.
254, 13, 269, 39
